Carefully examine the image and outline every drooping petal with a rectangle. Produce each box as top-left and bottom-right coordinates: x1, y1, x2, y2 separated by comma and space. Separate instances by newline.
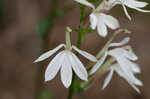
122, 3, 132, 20
128, 81, 141, 93
97, 20, 107, 37
60, 53, 72, 88
74, 0, 95, 9
102, 68, 114, 89
124, 0, 148, 8
45, 51, 65, 82
115, 66, 142, 93
114, 56, 143, 86
90, 13, 98, 29
132, 7, 150, 13
89, 52, 108, 75
114, 64, 143, 88
108, 48, 138, 61
69, 52, 88, 81
102, 13, 120, 30
109, 37, 130, 47
72, 45, 97, 62
34, 44, 65, 62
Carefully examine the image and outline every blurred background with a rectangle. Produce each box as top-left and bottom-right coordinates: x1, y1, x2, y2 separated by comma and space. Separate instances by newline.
0, 0, 150, 99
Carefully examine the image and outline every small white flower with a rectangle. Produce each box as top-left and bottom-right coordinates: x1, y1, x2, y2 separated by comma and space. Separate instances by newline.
74, 0, 120, 37
90, 37, 143, 93
35, 44, 97, 88
106, 0, 150, 20
90, 13, 120, 37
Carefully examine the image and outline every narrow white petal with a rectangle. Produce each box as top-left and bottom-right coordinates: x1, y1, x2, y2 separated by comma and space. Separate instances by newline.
125, 0, 148, 8
114, 56, 143, 86
102, 68, 114, 89
69, 52, 88, 81
74, 0, 95, 9
122, 3, 131, 20
90, 13, 98, 29
102, 14, 120, 30
109, 48, 138, 61
90, 52, 108, 75
72, 45, 97, 62
97, 21, 107, 37
34, 44, 65, 62
109, 37, 130, 47
123, 0, 150, 13
60, 53, 72, 88
128, 81, 141, 93
114, 64, 142, 93
45, 51, 65, 82
132, 7, 150, 13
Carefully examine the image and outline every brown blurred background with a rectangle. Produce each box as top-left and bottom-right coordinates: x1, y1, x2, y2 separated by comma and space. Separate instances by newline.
0, 0, 150, 99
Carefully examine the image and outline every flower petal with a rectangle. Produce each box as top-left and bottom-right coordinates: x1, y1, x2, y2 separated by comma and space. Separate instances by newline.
129, 63, 141, 74
90, 13, 98, 29
89, 52, 108, 75
132, 7, 150, 13
114, 56, 143, 86
74, 0, 95, 9
97, 20, 107, 37
109, 48, 138, 61
34, 44, 65, 62
69, 52, 88, 81
72, 45, 97, 62
124, 0, 148, 8
114, 64, 143, 87
45, 51, 65, 82
102, 68, 114, 89
102, 13, 120, 30
109, 37, 130, 47
60, 53, 72, 88
122, 3, 132, 20
128, 81, 141, 93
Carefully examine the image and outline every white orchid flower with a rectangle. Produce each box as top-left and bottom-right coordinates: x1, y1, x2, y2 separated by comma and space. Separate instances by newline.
106, 0, 150, 20
74, 0, 120, 37
34, 44, 97, 88
89, 37, 143, 93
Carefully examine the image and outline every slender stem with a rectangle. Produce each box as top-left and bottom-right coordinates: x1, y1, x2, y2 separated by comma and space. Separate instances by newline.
96, 29, 124, 59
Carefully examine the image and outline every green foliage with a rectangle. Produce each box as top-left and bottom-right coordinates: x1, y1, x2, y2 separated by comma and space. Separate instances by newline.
38, 89, 53, 99
36, 19, 52, 40
76, 27, 93, 35
87, 0, 99, 3
79, 4, 86, 23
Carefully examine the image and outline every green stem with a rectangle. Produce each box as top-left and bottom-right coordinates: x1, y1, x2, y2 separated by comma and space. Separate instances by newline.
96, 29, 124, 59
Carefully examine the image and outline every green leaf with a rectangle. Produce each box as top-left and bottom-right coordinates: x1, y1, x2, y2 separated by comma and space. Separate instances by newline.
36, 19, 52, 40
39, 89, 53, 99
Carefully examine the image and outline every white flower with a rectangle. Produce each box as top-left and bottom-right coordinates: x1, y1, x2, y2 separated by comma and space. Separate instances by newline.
34, 44, 97, 88
74, 0, 120, 37
90, 13, 120, 37
90, 37, 143, 93
106, 0, 150, 20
